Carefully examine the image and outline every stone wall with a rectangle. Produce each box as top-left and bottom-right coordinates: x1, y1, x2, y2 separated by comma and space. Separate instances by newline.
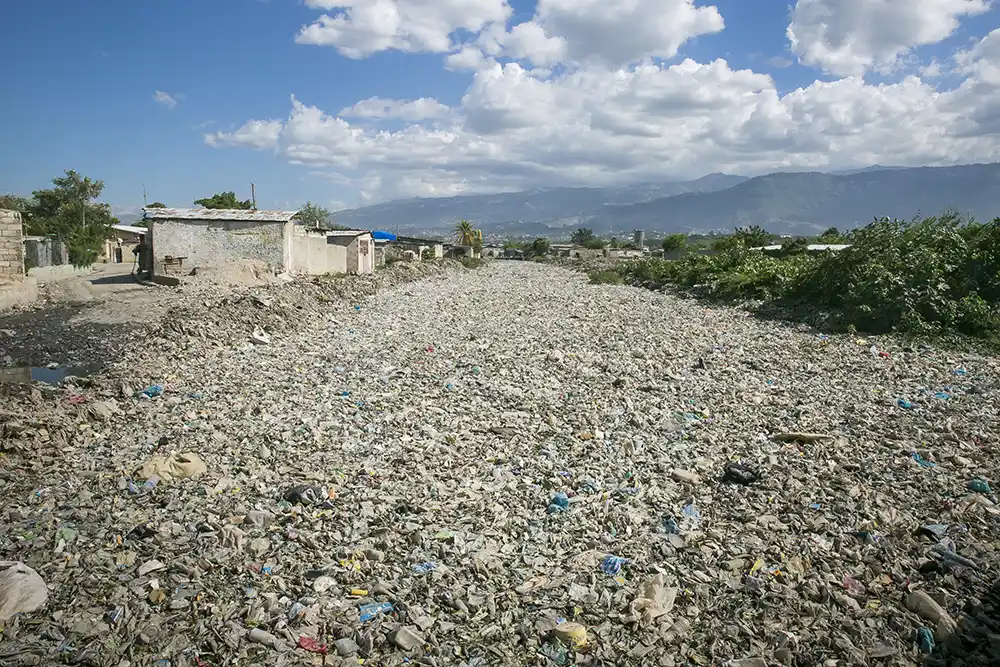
24, 238, 70, 270
151, 218, 289, 274
0, 209, 25, 283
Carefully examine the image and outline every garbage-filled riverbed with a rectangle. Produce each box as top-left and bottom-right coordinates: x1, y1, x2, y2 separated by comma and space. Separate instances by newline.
1, 261, 998, 667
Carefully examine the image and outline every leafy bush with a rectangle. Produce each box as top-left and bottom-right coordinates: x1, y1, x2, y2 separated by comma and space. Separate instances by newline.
780, 237, 810, 255
610, 213, 1000, 345
589, 269, 624, 285
459, 256, 485, 269
789, 213, 1000, 337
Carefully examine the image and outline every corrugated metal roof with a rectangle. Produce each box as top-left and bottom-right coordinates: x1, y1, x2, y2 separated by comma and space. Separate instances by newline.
752, 244, 852, 251
326, 230, 371, 237
112, 223, 147, 235
807, 243, 851, 251
143, 207, 299, 222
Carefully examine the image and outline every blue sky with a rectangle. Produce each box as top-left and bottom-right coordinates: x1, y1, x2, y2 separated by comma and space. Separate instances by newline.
2, 0, 999, 216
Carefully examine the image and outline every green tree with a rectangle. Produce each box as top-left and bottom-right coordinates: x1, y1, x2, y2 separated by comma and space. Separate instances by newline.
147, 201, 166, 208
0, 194, 30, 212
734, 225, 775, 248
818, 226, 843, 242
26, 170, 117, 267
296, 201, 332, 229
583, 238, 606, 250
455, 219, 478, 245
570, 228, 595, 246
661, 233, 687, 252
194, 191, 253, 209
530, 238, 551, 256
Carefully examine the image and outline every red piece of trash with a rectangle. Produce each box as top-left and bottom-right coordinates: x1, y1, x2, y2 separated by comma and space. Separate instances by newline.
297, 636, 328, 655
426, 346, 435, 353
878, 351, 890, 358
67, 394, 89, 405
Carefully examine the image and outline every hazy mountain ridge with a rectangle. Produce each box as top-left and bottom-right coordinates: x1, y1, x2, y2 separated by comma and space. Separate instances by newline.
331, 173, 749, 233
586, 163, 1000, 235
329, 163, 1000, 237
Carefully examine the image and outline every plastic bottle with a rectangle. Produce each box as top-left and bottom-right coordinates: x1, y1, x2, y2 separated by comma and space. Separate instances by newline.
663, 617, 690, 643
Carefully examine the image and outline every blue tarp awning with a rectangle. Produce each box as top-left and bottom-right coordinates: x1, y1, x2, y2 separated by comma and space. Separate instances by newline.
371, 231, 397, 241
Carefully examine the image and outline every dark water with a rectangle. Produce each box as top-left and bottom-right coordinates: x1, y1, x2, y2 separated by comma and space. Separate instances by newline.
0, 364, 99, 385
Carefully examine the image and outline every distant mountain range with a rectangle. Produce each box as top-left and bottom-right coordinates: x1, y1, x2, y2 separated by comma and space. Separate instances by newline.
331, 162, 1000, 238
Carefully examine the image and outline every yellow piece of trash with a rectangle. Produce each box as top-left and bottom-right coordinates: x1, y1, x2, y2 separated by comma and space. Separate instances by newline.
553, 621, 589, 648
350, 588, 368, 597
749, 558, 765, 576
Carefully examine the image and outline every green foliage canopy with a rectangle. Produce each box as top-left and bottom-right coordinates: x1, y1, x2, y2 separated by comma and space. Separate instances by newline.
194, 191, 253, 209
25, 170, 117, 267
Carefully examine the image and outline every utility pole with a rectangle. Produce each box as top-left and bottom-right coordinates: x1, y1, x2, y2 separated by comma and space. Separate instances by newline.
142, 184, 148, 207
251, 183, 257, 210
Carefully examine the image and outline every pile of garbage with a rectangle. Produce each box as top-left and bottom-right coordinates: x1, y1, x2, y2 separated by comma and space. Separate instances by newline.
1, 261, 998, 666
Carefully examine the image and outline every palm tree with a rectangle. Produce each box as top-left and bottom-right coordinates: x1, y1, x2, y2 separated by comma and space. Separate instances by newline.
455, 219, 477, 246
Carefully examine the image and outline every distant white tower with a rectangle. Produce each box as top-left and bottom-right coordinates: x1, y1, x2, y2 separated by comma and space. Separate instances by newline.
634, 229, 646, 249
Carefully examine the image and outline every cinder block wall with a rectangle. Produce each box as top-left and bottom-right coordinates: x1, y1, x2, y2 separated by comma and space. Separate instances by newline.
152, 219, 286, 273
0, 209, 25, 282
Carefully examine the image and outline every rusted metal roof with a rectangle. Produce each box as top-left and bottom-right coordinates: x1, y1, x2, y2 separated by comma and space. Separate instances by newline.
142, 207, 299, 222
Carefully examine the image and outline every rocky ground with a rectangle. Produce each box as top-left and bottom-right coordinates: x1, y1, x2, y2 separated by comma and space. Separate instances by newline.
1, 260, 999, 667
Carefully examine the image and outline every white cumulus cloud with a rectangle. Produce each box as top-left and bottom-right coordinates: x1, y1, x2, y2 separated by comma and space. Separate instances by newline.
295, 0, 512, 58
339, 97, 452, 121
153, 91, 178, 109
204, 120, 283, 150
207, 2, 1000, 203
788, 0, 991, 77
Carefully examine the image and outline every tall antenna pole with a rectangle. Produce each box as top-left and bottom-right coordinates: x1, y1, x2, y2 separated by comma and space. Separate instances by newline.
142, 184, 148, 207
251, 183, 257, 210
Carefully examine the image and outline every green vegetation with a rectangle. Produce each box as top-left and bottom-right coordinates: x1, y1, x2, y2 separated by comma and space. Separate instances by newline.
3, 170, 118, 267
613, 214, 1000, 345
661, 233, 686, 253
455, 219, 483, 248
570, 228, 595, 246
194, 191, 253, 209
529, 238, 550, 256
588, 269, 624, 285
295, 201, 345, 229
147, 201, 167, 208
818, 226, 843, 243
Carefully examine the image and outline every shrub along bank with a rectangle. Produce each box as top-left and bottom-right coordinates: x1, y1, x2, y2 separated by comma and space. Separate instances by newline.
612, 214, 1000, 345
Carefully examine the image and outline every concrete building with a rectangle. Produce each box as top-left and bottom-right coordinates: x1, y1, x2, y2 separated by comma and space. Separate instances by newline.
144, 207, 298, 278
144, 207, 379, 278
393, 235, 445, 261
104, 223, 146, 265
444, 244, 481, 259
606, 247, 644, 260
0, 209, 38, 309
290, 228, 375, 275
